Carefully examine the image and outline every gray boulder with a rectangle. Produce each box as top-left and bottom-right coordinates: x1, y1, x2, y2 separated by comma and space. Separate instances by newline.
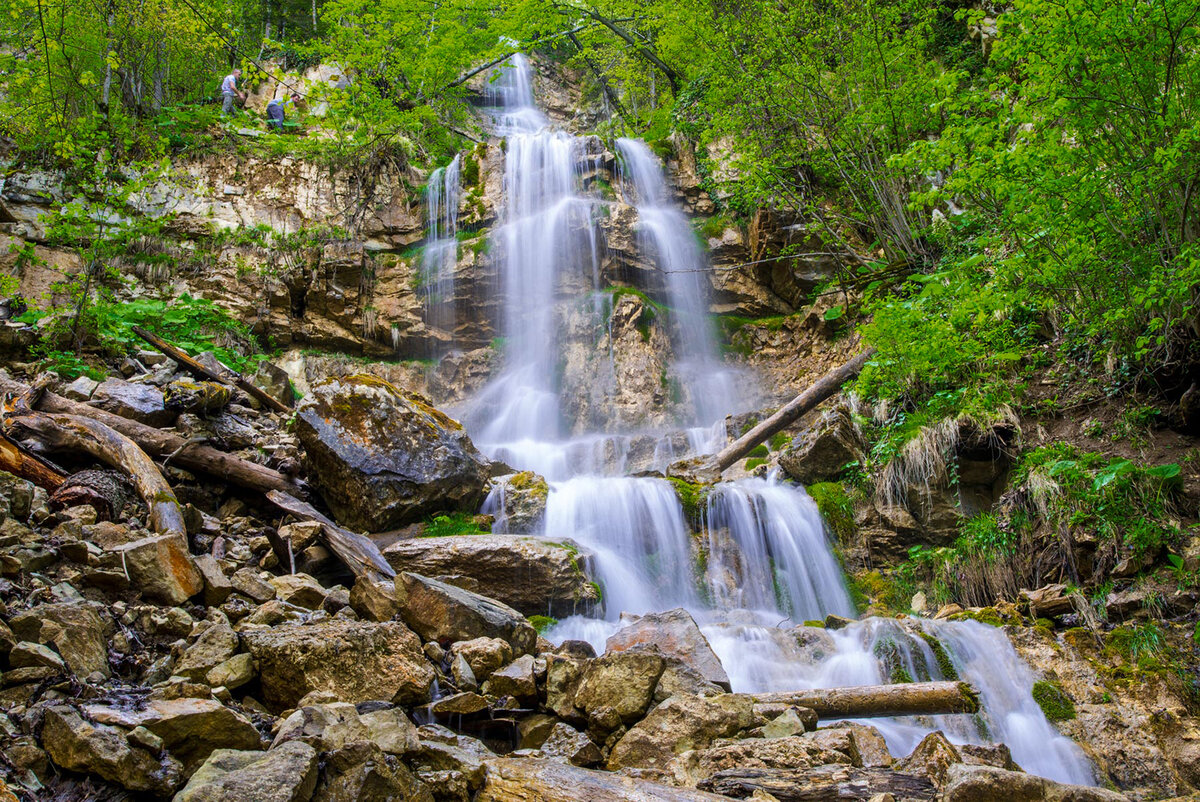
295, 375, 489, 532
397, 572, 536, 656
174, 741, 319, 802
778, 405, 865, 485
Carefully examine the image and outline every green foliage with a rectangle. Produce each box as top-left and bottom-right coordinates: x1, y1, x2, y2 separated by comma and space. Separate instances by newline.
918, 631, 959, 680
528, 615, 558, 634
420, 512, 490, 538
744, 457, 766, 470
747, 444, 769, 459
1032, 680, 1077, 722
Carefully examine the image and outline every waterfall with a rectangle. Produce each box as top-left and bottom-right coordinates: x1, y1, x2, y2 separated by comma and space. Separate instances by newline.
423, 154, 461, 348
616, 138, 746, 424
454, 53, 1097, 789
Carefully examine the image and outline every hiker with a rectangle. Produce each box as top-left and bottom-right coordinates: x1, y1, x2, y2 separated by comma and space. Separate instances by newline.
266, 93, 302, 130
221, 68, 246, 114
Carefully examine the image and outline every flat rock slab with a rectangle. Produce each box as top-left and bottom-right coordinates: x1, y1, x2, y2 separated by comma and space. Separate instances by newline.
384, 535, 599, 617
477, 758, 734, 801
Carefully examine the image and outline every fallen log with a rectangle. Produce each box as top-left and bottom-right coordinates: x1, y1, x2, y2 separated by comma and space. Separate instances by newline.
0, 430, 66, 491
3, 383, 186, 539
706, 348, 876, 474
267, 490, 395, 582
750, 680, 979, 719
132, 326, 290, 414
0, 376, 304, 499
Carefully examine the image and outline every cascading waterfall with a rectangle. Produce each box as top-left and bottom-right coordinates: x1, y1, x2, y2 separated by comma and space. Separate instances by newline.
453, 53, 1097, 788
616, 138, 744, 424
422, 154, 462, 348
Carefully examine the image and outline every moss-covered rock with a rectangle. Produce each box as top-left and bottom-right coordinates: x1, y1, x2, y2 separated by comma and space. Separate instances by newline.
1032, 679, 1076, 721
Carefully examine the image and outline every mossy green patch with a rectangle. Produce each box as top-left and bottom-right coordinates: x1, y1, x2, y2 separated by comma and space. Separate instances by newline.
528, 615, 558, 634
919, 631, 959, 680
807, 482, 856, 545
1032, 679, 1076, 721
668, 477, 709, 524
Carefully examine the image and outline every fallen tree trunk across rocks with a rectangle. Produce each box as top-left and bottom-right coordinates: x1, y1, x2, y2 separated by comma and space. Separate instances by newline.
706, 348, 876, 474
0, 374, 305, 499
2, 381, 187, 539
132, 325, 291, 413
750, 680, 979, 719
0, 429, 66, 490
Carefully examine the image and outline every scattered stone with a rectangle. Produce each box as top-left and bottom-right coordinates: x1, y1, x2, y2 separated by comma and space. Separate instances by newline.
778, 405, 866, 485
271, 573, 326, 609
273, 702, 370, 751
174, 741, 319, 802
451, 636, 512, 682
941, 764, 1130, 801
231, 567, 277, 603
540, 723, 603, 767
360, 707, 419, 755
384, 535, 600, 617
109, 533, 203, 605
484, 654, 538, 701
478, 758, 731, 801
315, 742, 433, 802
174, 624, 239, 680
194, 554, 234, 605
206, 653, 256, 690
575, 651, 666, 725
164, 379, 232, 415
897, 730, 961, 787
62, 375, 99, 401
8, 641, 66, 671
9, 602, 110, 677
761, 706, 815, 739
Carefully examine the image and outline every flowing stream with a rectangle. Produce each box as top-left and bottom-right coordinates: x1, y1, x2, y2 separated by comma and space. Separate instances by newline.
430, 54, 1096, 786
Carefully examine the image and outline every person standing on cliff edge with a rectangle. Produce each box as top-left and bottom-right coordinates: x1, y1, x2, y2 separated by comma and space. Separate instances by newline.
221, 68, 246, 114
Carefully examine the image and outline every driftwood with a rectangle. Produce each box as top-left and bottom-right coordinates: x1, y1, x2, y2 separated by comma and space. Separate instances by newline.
0, 429, 66, 490
707, 348, 876, 473
750, 680, 979, 719
132, 326, 290, 413
267, 490, 395, 582
3, 383, 186, 539
0, 376, 304, 499
700, 765, 936, 802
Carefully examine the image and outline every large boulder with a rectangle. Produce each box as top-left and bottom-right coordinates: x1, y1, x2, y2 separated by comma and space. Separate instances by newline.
82, 697, 262, 774
605, 608, 730, 691
89, 379, 174, 426
174, 741, 319, 802
941, 764, 1129, 801
383, 536, 600, 617
314, 742, 433, 802
487, 472, 549, 533
477, 758, 732, 801
397, 573, 536, 655
242, 619, 435, 709
108, 534, 203, 605
574, 651, 666, 725
778, 405, 865, 485
8, 602, 110, 678
42, 705, 182, 795
607, 694, 757, 771
295, 375, 489, 531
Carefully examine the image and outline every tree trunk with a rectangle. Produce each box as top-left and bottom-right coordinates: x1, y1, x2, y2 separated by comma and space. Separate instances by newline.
0, 377, 304, 499
0, 431, 65, 490
750, 680, 979, 719
706, 348, 876, 473
3, 392, 186, 539
132, 326, 290, 413
267, 490, 395, 581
